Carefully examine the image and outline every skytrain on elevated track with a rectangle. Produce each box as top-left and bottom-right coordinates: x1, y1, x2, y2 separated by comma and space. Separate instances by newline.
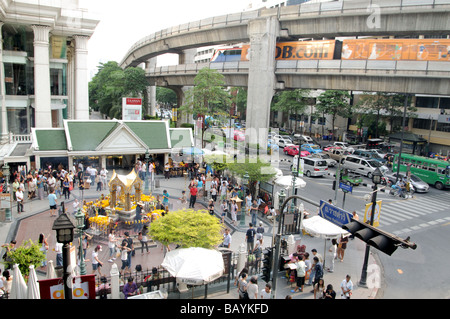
210, 38, 450, 62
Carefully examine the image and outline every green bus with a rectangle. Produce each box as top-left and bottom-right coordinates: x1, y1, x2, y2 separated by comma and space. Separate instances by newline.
393, 154, 450, 190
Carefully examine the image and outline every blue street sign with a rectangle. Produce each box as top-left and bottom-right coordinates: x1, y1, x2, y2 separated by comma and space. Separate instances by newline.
339, 182, 353, 193
319, 200, 352, 227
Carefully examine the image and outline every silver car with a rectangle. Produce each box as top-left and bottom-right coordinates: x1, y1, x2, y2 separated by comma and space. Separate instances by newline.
309, 153, 337, 167
385, 172, 429, 193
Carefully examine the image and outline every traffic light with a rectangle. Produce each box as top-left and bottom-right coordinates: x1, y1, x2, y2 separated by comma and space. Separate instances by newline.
261, 247, 273, 283
342, 219, 417, 256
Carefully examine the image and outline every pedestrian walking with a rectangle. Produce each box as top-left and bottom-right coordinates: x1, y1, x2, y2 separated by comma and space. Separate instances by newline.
323, 284, 336, 299
250, 199, 258, 226
189, 185, 197, 208
340, 274, 353, 299
327, 238, 338, 273
245, 223, 256, 254
107, 229, 117, 263
291, 255, 306, 293
139, 225, 149, 254
16, 185, 24, 213
260, 282, 272, 299
179, 190, 187, 206
221, 228, 232, 249
134, 201, 144, 234
92, 245, 103, 277
124, 232, 134, 270
120, 240, 131, 277
162, 190, 170, 211
230, 199, 238, 226
54, 242, 63, 267
247, 275, 259, 299
62, 175, 70, 199
310, 256, 323, 291
38, 233, 49, 267
313, 278, 325, 299
237, 272, 248, 299
47, 188, 58, 217
337, 234, 349, 262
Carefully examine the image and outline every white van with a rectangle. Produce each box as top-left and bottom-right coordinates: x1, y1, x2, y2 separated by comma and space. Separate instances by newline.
342, 155, 388, 178
294, 134, 313, 144
302, 157, 328, 177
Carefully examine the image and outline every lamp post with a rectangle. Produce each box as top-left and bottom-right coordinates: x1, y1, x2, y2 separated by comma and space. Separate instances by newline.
359, 167, 382, 287
52, 212, 76, 299
240, 172, 249, 227
273, 191, 309, 299
74, 208, 87, 275
2, 163, 12, 222
144, 149, 150, 192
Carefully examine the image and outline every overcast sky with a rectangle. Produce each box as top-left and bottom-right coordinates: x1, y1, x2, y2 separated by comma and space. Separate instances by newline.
85, 0, 248, 78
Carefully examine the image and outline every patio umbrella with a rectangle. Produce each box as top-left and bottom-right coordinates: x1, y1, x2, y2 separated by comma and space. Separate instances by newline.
46, 260, 56, 279
10, 264, 27, 299
161, 247, 224, 285
301, 215, 350, 269
182, 147, 204, 156
27, 265, 40, 299
274, 175, 306, 189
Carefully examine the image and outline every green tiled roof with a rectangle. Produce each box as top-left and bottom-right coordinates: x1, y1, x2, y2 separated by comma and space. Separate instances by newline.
124, 121, 169, 149
170, 129, 193, 148
67, 121, 118, 151
35, 130, 67, 151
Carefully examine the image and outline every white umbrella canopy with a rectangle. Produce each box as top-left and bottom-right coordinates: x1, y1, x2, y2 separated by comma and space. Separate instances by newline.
301, 215, 349, 239
27, 265, 40, 299
10, 264, 27, 299
161, 247, 224, 285
46, 260, 56, 279
274, 175, 306, 189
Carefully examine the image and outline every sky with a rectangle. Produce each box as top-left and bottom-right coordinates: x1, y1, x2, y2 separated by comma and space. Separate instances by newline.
84, 0, 250, 78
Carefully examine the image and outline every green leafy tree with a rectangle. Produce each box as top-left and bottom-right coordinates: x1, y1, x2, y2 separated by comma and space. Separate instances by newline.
179, 67, 231, 147
272, 89, 310, 132
149, 209, 223, 249
89, 61, 149, 119
156, 87, 178, 106
226, 159, 276, 198
7, 239, 45, 278
316, 90, 353, 139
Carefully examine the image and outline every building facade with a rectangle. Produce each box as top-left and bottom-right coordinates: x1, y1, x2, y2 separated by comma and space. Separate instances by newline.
0, 0, 99, 141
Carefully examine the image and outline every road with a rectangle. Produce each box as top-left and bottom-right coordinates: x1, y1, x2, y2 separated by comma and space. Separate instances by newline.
276, 148, 450, 299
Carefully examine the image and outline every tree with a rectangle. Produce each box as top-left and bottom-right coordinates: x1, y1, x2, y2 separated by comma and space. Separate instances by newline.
357, 93, 417, 135
156, 87, 177, 106
149, 209, 223, 249
179, 67, 231, 147
88, 61, 149, 119
272, 89, 310, 133
6, 239, 45, 278
316, 90, 352, 139
226, 159, 277, 198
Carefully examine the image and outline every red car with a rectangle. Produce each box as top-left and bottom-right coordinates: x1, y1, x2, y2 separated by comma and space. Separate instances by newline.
284, 145, 310, 157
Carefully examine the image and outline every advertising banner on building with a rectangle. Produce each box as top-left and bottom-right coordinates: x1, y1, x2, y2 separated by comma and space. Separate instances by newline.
122, 98, 142, 121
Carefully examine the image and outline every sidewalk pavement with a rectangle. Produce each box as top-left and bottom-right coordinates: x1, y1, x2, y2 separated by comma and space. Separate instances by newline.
0, 170, 380, 299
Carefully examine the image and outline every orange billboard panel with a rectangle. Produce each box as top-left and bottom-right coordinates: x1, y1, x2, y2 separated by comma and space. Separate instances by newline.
275, 40, 336, 60
341, 39, 450, 61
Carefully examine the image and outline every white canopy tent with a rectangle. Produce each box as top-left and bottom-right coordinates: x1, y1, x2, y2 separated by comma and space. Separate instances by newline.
161, 247, 224, 286
301, 215, 350, 269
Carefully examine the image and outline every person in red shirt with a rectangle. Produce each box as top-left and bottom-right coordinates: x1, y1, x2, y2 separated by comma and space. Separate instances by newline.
189, 185, 198, 208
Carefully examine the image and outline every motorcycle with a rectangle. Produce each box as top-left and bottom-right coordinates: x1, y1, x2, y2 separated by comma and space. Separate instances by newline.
389, 182, 414, 199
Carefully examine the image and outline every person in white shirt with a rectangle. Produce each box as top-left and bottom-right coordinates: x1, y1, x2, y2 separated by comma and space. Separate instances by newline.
247, 276, 259, 299
260, 283, 272, 299
340, 274, 353, 299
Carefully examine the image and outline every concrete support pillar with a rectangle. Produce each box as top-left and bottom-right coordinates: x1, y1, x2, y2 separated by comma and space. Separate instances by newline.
0, 22, 8, 144
145, 59, 157, 117
74, 35, 90, 120
32, 25, 52, 128
245, 17, 279, 150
